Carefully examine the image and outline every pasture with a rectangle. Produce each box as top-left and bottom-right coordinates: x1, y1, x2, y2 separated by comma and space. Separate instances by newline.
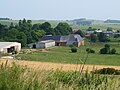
17, 42, 120, 66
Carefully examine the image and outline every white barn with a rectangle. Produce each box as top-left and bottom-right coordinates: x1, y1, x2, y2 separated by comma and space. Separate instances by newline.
28, 40, 55, 49
0, 42, 21, 53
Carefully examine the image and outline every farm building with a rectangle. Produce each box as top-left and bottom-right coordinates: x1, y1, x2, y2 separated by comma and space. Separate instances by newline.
28, 40, 55, 49
0, 42, 21, 53
40, 34, 84, 47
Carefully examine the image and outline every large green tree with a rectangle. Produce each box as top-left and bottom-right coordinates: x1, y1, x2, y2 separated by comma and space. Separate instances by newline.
40, 22, 54, 35
74, 29, 85, 37
54, 22, 72, 35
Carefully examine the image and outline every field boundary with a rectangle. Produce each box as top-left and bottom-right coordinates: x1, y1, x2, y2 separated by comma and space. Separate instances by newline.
0, 59, 120, 72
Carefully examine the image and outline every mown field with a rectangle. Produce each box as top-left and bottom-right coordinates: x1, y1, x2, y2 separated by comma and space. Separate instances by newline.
17, 42, 120, 66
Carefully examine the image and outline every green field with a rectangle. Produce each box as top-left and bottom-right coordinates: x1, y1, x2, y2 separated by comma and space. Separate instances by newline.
1, 20, 120, 30
17, 42, 120, 66
0, 20, 63, 27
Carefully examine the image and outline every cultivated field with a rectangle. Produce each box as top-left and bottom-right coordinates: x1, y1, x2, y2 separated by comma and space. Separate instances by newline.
1, 59, 120, 72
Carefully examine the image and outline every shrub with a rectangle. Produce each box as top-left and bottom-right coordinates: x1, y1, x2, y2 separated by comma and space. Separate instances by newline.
105, 44, 110, 49
92, 68, 120, 75
110, 48, 116, 54
71, 47, 77, 53
86, 48, 95, 53
100, 44, 116, 54
100, 48, 108, 54
100, 44, 111, 54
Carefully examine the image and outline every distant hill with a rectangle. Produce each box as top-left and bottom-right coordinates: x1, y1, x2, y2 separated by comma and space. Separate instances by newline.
0, 18, 120, 30
0, 18, 11, 20
69, 18, 93, 25
104, 19, 120, 23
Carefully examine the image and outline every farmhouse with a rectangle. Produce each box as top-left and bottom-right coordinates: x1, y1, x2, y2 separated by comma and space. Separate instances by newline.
28, 40, 55, 49
40, 34, 84, 47
0, 42, 21, 53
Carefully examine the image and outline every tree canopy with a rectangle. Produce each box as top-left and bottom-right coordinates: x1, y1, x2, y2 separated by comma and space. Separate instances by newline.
0, 19, 73, 47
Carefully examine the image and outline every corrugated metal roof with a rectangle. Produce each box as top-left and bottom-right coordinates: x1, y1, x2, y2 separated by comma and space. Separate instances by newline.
40, 36, 61, 41
39, 40, 55, 43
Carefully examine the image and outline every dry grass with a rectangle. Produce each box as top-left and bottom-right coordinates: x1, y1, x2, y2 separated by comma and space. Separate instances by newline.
0, 59, 120, 90
1, 59, 120, 72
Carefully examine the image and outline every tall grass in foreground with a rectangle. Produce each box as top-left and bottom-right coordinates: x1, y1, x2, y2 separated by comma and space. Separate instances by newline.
0, 61, 120, 90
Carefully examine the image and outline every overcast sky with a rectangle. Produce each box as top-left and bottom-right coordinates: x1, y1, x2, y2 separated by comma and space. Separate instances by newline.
0, 0, 120, 20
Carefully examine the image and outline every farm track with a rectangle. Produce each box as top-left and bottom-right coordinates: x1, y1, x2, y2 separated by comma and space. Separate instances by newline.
0, 59, 120, 72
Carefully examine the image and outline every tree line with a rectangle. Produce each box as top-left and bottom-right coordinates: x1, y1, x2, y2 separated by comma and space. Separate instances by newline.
0, 19, 72, 47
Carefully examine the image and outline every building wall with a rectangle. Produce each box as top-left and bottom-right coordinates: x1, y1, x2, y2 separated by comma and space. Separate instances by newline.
28, 41, 55, 49
0, 42, 21, 53
55, 42, 67, 46
45, 41, 55, 48
73, 40, 84, 47
55, 41, 84, 47
59, 42, 67, 46
36, 43, 45, 49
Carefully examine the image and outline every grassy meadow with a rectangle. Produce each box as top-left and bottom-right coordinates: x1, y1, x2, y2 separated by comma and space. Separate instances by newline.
17, 42, 120, 66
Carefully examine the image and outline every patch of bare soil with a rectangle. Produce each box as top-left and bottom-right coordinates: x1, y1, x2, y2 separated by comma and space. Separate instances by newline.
0, 59, 120, 72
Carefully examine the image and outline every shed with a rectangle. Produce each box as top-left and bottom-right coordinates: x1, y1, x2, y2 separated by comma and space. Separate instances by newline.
0, 42, 21, 53
28, 40, 55, 49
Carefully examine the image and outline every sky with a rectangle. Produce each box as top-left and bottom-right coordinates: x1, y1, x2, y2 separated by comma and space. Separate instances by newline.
0, 0, 120, 20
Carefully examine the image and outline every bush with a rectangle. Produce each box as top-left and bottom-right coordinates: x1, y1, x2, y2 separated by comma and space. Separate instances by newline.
105, 44, 110, 49
100, 48, 108, 54
100, 44, 116, 54
92, 68, 120, 75
71, 47, 77, 53
100, 44, 111, 54
110, 48, 116, 54
86, 48, 95, 53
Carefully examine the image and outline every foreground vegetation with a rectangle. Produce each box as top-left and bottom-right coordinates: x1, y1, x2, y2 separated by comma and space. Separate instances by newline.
17, 42, 120, 66
0, 60, 120, 90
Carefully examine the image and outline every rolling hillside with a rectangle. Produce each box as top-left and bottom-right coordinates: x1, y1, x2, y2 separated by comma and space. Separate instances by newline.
0, 19, 120, 30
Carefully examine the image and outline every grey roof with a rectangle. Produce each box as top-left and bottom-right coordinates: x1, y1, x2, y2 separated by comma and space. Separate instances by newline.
40, 34, 83, 43
0, 42, 20, 49
39, 40, 55, 44
60, 36, 69, 42
40, 36, 61, 42
74, 34, 83, 42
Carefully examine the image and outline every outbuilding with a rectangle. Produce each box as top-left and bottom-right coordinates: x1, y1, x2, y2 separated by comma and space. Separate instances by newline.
28, 40, 55, 49
40, 34, 84, 47
0, 42, 21, 53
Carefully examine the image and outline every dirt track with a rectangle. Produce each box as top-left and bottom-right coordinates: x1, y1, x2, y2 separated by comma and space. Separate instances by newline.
0, 59, 120, 72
